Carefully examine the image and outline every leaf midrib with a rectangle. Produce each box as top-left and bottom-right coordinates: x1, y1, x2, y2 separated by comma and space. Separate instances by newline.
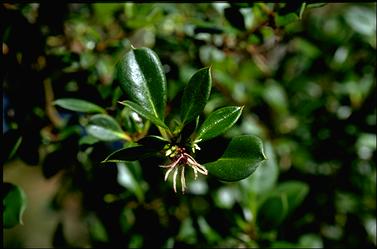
199, 108, 238, 136
134, 50, 161, 120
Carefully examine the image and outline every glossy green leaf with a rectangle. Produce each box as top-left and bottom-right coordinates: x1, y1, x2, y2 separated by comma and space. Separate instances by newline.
119, 100, 168, 129
102, 145, 159, 163
86, 114, 128, 141
116, 47, 167, 121
195, 106, 243, 142
180, 67, 212, 125
204, 135, 266, 181
3, 182, 27, 228
54, 98, 105, 113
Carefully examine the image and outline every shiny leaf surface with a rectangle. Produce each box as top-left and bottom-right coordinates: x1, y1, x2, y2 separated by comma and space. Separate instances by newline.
116, 47, 167, 121
180, 67, 212, 125
204, 135, 266, 181
195, 106, 243, 142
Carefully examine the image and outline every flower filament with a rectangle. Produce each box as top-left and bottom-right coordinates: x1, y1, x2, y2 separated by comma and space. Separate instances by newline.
159, 146, 207, 193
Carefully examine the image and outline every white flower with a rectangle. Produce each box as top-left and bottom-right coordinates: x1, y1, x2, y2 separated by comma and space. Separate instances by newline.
159, 147, 208, 193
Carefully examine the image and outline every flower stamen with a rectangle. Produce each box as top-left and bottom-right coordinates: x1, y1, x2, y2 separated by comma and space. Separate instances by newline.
159, 148, 208, 193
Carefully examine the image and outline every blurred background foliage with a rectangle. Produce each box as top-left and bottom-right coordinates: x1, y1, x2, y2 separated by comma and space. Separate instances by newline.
2, 2, 376, 248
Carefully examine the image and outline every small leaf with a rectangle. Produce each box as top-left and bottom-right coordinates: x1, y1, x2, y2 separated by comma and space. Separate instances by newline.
3, 182, 27, 228
119, 100, 168, 129
195, 106, 243, 142
116, 162, 144, 202
116, 47, 167, 121
180, 67, 212, 125
88, 214, 108, 243
137, 135, 169, 150
276, 181, 309, 214
86, 114, 128, 141
2, 129, 22, 164
204, 135, 266, 181
54, 98, 105, 113
256, 193, 289, 231
275, 13, 299, 27
256, 181, 309, 231
79, 135, 99, 146
102, 145, 159, 163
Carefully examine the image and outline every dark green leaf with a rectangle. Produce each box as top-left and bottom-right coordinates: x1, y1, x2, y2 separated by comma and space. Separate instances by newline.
256, 193, 289, 230
256, 181, 309, 231
79, 135, 99, 146
275, 181, 309, 214
204, 135, 266, 181
102, 145, 159, 163
3, 129, 22, 164
195, 106, 243, 142
86, 114, 128, 141
116, 162, 145, 202
224, 7, 246, 31
3, 182, 27, 228
119, 100, 168, 129
116, 47, 167, 121
54, 98, 105, 113
137, 135, 169, 150
180, 67, 212, 125
270, 241, 299, 248
194, 25, 223, 34
275, 13, 299, 27
88, 214, 108, 242
9, 137, 22, 160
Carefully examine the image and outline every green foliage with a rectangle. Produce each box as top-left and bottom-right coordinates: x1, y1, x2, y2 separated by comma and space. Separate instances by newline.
117, 47, 167, 122
119, 100, 169, 129
205, 135, 266, 181
3, 2, 376, 249
102, 145, 160, 163
180, 67, 212, 126
86, 114, 129, 141
3, 183, 27, 229
107, 48, 265, 185
257, 181, 309, 230
195, 106, 243, 142
54, 98, 105, 113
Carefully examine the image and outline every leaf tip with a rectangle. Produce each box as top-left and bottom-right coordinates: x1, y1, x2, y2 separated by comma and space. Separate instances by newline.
261, 150, 268, 161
